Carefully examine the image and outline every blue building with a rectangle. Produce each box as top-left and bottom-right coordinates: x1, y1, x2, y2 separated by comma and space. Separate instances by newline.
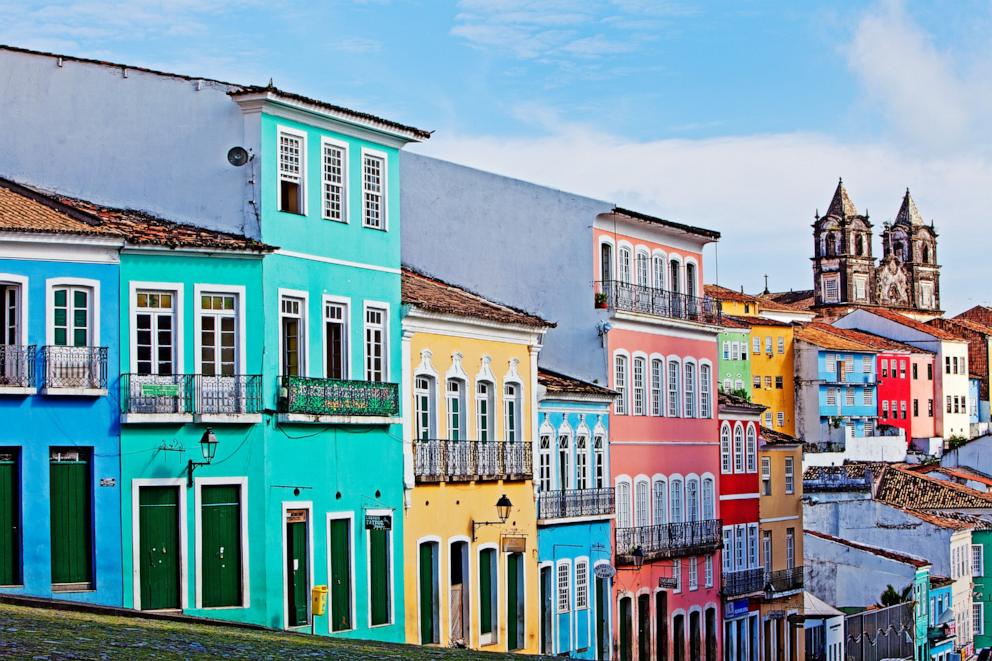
536, 369, 616, 659
0, 179, 123, 605
795, 324, 879, 445
928, 576, 955, 660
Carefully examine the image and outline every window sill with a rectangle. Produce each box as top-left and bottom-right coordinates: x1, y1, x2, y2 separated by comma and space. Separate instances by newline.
277, 413, 401, 426
52, 582, 95, 593
42, 387, 107, 397
122, 413, 194, 424
195, 413, 262, 425
0, 386, 36, 396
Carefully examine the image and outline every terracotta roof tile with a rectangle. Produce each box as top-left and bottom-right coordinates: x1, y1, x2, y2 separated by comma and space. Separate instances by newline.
875, 465, 992, 510
539, 369, 616, 397
897, 508, 990, 530
912, 465, 992, 489
402, 267, 553, 329
766, 290, 816, 310
795, 323, 876, 352
760, 426, 801, 445
804, 529, 930, 568
722, 314, 792, 328
718, 391, 766, 413
820, 326, 931, 354
704, 284, 756, 304
932, 317, 992, 338
854, 307, 960, 340
803, 462, 885, 492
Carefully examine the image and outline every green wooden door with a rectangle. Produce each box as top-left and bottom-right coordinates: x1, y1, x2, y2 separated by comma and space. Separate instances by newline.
507, 552, 522, 650
540, 566, 551, 655
200, 485, 241, 608
479, 548, 493, 640
138, 486, 180, 610
638, 594, 650, 661
286, 518, 309, 626
330, 519, 352, 632
49, 451, 92, 586
620, 597, 632, 661
595, 577, 607, 661
369, 526, 389, 626
419, 542, 437, 643
0, 452, 19, 586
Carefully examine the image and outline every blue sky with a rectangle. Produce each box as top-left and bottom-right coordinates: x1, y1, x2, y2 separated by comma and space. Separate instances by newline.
2, 0, 991, 312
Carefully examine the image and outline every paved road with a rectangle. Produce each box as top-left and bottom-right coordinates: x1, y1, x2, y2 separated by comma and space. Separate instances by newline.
0, 603, 540, 660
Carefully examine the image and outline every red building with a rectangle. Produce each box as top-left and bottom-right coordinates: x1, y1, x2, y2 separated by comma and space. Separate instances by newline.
717, 393, 764, 660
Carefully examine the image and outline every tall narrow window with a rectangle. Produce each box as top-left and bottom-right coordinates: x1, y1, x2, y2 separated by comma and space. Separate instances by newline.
619, 248, 632, 284
786, 528, 795, 569
362, 153, 386, 229
762, 531, 772, 573
745, 425, 757, 472
784, 457, 795, 494
614, 355, 628, 415
504, 383, 521, 442
278, 129, 305, 215
747, 525, 758, 568
446, 379, 465, 440
1, 283, 19, 348
651, 359, 663, 416
575, 434, 588, 490
321, 140, 346, 222
652, 479, 667, 525
476, 381, 494, 442
686, 479, 699, 522
600, 243, 613, 283
733, 425, 745, 473
699, 364, 711, 418
617, 481, 631, 528
636, 251, 649, 286
761, 457, 771, 496
670, 479, 683, 523
685, 263, 696, 298
669, 260, 680, 293
364, 306, 387, 382
634, 480, 649, 526
414, 376, 435, 439
575, 561, 588, 610
668, 360, 680, 417
200, 293, 237, 377
136, 290, 175, 375
538, 434, 552, 492
557, 433, 571, 491
324, 301, 348, 380
688, 557, 698, 590
593, 435, 605, 488
720, 424, 731, 474
684, 363, 696, 417
280, 296, 305, 377
557, 562, 570, 614
653, 255, 665, 290
702, 478, 714, 520
632, 357, 646, 416
53, 286, 90, 348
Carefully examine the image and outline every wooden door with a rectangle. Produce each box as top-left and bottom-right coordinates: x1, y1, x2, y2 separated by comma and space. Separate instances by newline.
330, 518, 352, 632
200, 485, 241, 607
620, 596, 632, 661
638, 593, 650, 661
479, 548, 494, 644
286, 514, 309, 626
540, 566, 552, 655
368, 526, 389, 626
506, 552, 523, 650
139, 486, 180, 610
0, 451, 19, 585
50, 451, 92, 586
419, 542, 437, 644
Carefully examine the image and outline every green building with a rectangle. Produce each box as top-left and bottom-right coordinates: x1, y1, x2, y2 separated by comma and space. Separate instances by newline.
718, 318, 752, 399
973, 529, 992, 653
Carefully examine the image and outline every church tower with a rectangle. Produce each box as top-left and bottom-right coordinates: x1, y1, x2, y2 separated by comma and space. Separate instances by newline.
877, 189, 940, 314
812, 179, 876, 308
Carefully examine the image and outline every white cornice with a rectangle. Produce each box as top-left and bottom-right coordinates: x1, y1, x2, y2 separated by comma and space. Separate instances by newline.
0, 232, 121, 264
402, 308, 548, 346
611, 313, 721, 340
122, 245, 267, 259
593, 214, 712, 251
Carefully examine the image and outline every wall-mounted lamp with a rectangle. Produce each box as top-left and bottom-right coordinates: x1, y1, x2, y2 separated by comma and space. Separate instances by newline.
472, 494, 512, 542
618, 546, 645, 570
188, 427, 218, 487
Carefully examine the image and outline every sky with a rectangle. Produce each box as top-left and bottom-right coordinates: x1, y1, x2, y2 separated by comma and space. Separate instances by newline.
2, 0, 991, 313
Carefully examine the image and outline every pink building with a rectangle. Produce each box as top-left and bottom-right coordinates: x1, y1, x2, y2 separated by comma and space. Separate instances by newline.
595, 208, 723, 661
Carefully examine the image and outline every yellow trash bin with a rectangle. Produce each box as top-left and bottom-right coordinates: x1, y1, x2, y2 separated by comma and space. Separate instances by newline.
311, 585, 328, 617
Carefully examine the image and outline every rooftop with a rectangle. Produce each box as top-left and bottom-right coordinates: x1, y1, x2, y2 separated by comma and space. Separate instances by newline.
824, 178, 860, 218
718, 391, 766, 413
930, 317, 992, 338
401, 267, 553, 329
760, 426, 801, 446
804, 529, 931, 568
704, 284, 756, 304
610, 206, 721, 241
795, 322, 876, 352
911, 464, 992, 489
875, 465, 992, 510
538, 368, 616, 398
803, 462, 884, 492
848, 307, 960, 341
821, 325, 932, 354
722, 314, 792, 328
765, 290, 816, 311
930, 575, 954, 589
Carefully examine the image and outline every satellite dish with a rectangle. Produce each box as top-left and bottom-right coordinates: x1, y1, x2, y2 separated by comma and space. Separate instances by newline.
227, 146, 251, 167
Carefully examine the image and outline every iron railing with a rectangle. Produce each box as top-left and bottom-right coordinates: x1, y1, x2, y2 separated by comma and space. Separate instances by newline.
279, 376, 399, 417
597, 280, 722, 324
121, 373, 194, 415
844, 602, 915, 661
537, 488, 615, 519
413, 439, 533, 482
765, 566, 804, 594
196, 374, 262, 415
721, 567, 765, 597
42, 346, 107, 390
0, 344, 35, 388
616, 519, 722, 562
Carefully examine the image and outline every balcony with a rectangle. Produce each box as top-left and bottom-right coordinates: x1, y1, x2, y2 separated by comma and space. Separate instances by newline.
597, 280, 721, 325
721, 567, 765, 597
0, 344, 36, 394
121, 373, 194, 423
278, 376, 400, 424
195, 374, 262, 423
616, 519, 722, 563
413, 439, 532, 482
764, 566, 804, 596
41, 346, 107, 395
537, 488, 615, 521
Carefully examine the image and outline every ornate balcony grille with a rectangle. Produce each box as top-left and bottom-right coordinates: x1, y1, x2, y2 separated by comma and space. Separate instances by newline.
0, 344, 35, 388
280, 376, 399, 417
413, 439, 533, 482
616, 519, 722, 562
536, 488, 615, 519
42, 346, 107, 390
844, 602, 914, 661
721, 567, 765, 597
121, 373, 194, 414
196, 374, 262, 415
597, 280, 722, 324
764, 566, 804, 594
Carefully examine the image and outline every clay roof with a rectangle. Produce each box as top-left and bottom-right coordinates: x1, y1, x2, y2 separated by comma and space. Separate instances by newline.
539, 369, 616, 397
760, 426, 801, 446
897, 508, 989, 530
704, 284, 756, 304
402, 268, 553, 329
875, 465, 992, 510
803, 462, 885, 492
795, 323, 876, 352
930, 575, 954, 588
722, 314, 792, 328
766, 290, 817, 310
611, 207, 721, 240
757, 296, 809, 313
804, 529, 930, 568
0, 178, 272, 252
719, 391, 766, 413
913, 465, 992, 489
821, 326, 930, 354
720, 316, 754, 330
931, 317, 992, 338
853, 307, 960, 340
825, 178, 859, 218
894, 189, 924, 226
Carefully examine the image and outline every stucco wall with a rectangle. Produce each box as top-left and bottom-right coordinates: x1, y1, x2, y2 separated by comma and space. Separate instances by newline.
804, 532, 922, 608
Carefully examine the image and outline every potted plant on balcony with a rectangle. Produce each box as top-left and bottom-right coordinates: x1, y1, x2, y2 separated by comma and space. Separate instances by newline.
595, 292, 608, 309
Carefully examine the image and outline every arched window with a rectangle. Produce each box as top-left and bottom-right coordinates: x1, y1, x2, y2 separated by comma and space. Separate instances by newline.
699, 364, 711, 418
635, 480, 649, 527
745, 424, 758, 473
593, 435, 606, 488
476, 380, 494, 441
600, 242, 614, 283
720, 424, 732, 474
636, 250, 649, 287
503, 383, 521, 442
686, 478, 700, 522
576, 433, 589, 490
617, 481, 631, 528
414, 375, 436, 440
667, 360, 680, 417
733, 424, 745, 473
670, 479, 684, 523
652, 479, 667, 525
922, 243, 931, 263
651, 358, 663, 416
614, 355, 628, 415
538, 433, 552, 492
684, 362, 696, 418
557, 432, 571, 491
446, 378, 465, 440
652, 255, 665, 290
619, 247, 632, 284
856, 234, 866, 256
702, 477, 715, 520
632, 356, 646, 416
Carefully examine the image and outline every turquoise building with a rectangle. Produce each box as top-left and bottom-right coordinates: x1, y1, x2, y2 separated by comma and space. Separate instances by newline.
928, 576, 955, 660
536, 369, 616, 659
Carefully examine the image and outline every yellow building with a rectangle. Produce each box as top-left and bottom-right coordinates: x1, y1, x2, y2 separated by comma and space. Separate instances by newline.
758, 426, 805, 661
400, 268, 552, 653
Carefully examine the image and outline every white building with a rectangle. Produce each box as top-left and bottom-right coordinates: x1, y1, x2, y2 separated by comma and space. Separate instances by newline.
803, 592, 845, 661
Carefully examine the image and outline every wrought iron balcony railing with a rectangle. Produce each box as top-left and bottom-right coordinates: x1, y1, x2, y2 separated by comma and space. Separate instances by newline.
537, 488, 615, 519
616, 519, 722, 562
121, 373, 194, 415
196, 374, 262, 415
597, 280, 722, 324
42, 346, 107, 391
721, 567, 765, 597
413, 439, 533, 482
279, 376, 399, 417
764, 566, 804, 595
0, 344, 36, 388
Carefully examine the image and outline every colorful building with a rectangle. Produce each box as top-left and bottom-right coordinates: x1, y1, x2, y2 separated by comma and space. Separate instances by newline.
716, 316, 752, 398
929, 576, 956, 661
971, 528, 992, 655
400, 268, 550, 654
741, 317, 795, 436
718, 393, 764, 661
537, 368, 617, 659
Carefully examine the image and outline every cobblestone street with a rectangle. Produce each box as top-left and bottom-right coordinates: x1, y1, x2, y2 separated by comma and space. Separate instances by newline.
0, 603, 540, 660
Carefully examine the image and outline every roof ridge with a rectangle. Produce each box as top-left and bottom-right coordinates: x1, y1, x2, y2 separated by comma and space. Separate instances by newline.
804, 528, 930, 567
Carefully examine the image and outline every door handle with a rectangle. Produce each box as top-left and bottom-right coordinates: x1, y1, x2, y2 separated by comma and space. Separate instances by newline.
218, 546, 225, 560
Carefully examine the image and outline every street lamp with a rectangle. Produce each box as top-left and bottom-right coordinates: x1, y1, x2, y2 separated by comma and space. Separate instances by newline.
618, 546, 645, 571
187, 427, 218, 487
472, 494, 513, 541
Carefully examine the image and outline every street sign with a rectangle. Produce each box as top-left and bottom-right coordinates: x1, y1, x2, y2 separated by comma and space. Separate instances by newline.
594, 565, 616, 579
726, 599, 750, 619
658, 577, 678, 589
365, 514, 392, 530
141, 383, 180, 397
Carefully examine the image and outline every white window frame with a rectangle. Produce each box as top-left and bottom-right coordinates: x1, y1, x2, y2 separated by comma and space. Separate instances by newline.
129, 281, 181, 374
745, 424, 757, 472
278, 289, 309, 377
476, 379, 495, 442
651, 357, 664, 416
557, 561, 571, 614
194, 284, 246, 377
364, 508, 395, 627
361, 148, 389, 230
699, 362, 711, 418
47, 277, 101, 348
974, 545, 985, 577
503, 381, 522, 443
776, 411, 785, 428
363, 301, 390, 382
668, 358, 681, 417
720, 423, 732, 474
632, 355, 646, 416
784, 457, 795, 494
575, 559, 589, 610
733, 424, 745, 473
320, 136, 348, 223
322, 295, 351, 380
614, 352, 629, 415
193, 476, 250, 609
704, 556, 713, 587
688, 556, 698, 591
276, 125, 308, 216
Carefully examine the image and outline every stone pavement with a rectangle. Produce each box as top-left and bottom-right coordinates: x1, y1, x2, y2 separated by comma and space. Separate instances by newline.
0, 603, 542, 660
